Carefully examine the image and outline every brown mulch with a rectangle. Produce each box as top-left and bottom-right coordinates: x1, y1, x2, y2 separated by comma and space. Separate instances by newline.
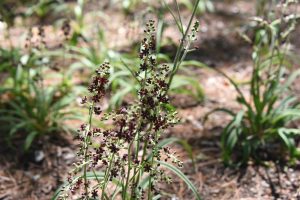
0, 134, 77, 200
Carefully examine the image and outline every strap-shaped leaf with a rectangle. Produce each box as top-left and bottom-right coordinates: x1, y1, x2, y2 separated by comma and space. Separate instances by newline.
272, 109, 300, 124
278, 128, 297, 156
24, 131, 39, 151
157, 161, 202, 200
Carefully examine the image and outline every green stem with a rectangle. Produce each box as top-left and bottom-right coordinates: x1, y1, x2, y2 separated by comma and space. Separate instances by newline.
132, 141, 149, 197
101, 152, 116, 200
134, 123, 153, 189
167, 0, 201, 89
83, 103, 94, 198
123, 142, 133, 199
130, 130, 142, 198
147, 131, 159, 200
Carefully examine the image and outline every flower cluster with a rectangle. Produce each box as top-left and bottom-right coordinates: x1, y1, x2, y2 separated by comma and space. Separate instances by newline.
189, 20, 199, 41
139, 20, 156, 72
87, 62, 110, 104
62, 63, 112, 199
24, 26, 49, 82
61, 19, 71, 41
25, 26, 47, 50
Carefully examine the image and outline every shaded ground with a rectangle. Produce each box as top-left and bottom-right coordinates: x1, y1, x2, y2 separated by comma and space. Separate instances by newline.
1, 0, 300, 200
0, 134, 77, 200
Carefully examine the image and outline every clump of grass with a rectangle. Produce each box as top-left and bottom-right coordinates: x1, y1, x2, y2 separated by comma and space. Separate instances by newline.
0, 26, 77, 151
206, 1, 300, 166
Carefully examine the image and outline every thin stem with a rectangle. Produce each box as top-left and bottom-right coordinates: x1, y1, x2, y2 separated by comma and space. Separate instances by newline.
147, 130, 159, 200
167, 0, 201, 91
111, 173, 124, 199
130, 66, 149, 198
83, 103, 94, 198
123, 142, 133, 199
101, 152, 116, 200
174, 0, 183, 31
162, 0, 184, 35
133, 123, 153, 195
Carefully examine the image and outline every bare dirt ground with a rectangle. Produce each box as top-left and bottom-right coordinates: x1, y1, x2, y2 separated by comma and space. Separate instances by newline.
1, 1, 300, 200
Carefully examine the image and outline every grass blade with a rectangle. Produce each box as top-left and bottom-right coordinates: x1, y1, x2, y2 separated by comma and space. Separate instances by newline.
157, 161, 202, 200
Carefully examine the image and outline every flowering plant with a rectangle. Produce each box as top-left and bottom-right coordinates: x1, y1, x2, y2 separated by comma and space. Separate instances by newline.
55, 0, 202, 199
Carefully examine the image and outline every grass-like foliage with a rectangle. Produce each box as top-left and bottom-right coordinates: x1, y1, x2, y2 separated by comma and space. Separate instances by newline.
207, 1, 300, 166
56, 1, 202, 199
0, 0, 66, 26
0, 80, 75, 151
0, 27, 77, 151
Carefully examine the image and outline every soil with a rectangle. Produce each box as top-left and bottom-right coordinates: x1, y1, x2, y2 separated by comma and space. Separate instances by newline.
1, 0, 300, 200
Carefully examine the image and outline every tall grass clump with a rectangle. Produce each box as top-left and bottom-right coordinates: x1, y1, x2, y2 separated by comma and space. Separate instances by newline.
0, 26, 77, 151
207, 1, 300, 166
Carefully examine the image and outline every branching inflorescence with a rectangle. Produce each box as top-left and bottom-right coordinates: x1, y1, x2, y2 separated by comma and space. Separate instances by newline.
59, 5, 201, 199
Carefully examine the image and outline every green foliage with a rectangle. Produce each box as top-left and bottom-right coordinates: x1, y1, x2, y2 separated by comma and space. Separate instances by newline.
0, 46, 78, 151
0, 48, 21, 73
67, 27, 141, 108
25, 0, 67, 19
69, 0, 86, 45
158, 161, 201, 200
0, 0, 30, 26
0, 83, 76, 150
216, 66, 300, 165
207, 3, 300, 166
0, 0, 66, 25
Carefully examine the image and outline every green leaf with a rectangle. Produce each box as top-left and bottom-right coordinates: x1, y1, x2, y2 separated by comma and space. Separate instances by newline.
157, 161, 202, 200
180, 60, 210, 69
139, 175, 150, 189
203, 108, 236, 123
221, 110, 244, 163
109, 70, 131, 84
278, 128, 300, 135
109, 85, 134, 109
162, 103, 176, 112
272, 109, 300, 124
24, 131, 39, 151
170, 75, 205, 101
9, 121, 27, 137
120, 59, 141, 85
226, 128, 239, 152
281, 69, 300, 91
278, 128, 296, 156
152, 194, 162, 200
